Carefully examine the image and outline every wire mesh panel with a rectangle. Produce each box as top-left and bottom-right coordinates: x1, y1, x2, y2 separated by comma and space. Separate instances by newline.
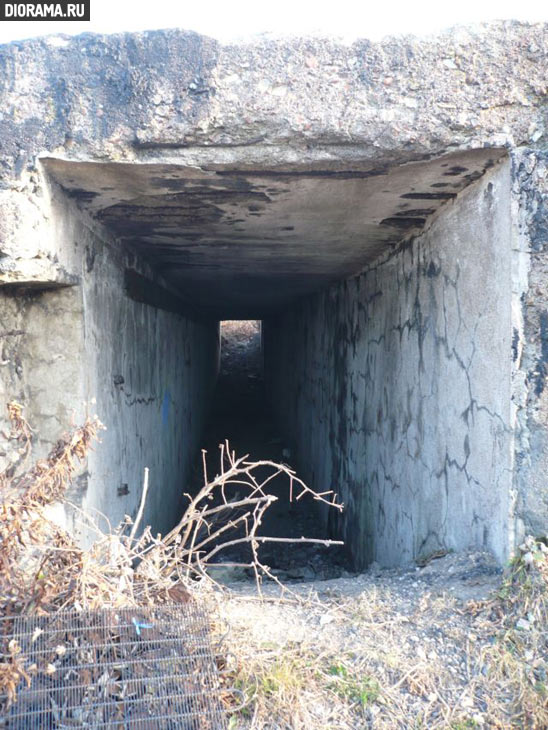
0, 604, 227, 729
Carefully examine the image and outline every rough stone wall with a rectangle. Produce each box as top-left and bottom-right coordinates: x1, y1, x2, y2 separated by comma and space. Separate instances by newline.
265, 161, 514, 568
0, 287, 86, 457
511, 149, 548, 542
0, 23, 546, 176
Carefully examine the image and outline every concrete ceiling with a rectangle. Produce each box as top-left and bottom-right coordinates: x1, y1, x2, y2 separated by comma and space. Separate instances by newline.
43, 149, 504, 318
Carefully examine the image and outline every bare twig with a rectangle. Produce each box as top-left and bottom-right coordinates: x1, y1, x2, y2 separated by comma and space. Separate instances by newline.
0, 405, 344, 615
129, 467, 149, 541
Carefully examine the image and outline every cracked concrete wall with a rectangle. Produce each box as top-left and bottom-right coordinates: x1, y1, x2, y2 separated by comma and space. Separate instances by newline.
73, 204, 219, 541
0, 24, 545, 561
511, 149, 548, 543
0, 177, 219, 543
265, 161, 514, 568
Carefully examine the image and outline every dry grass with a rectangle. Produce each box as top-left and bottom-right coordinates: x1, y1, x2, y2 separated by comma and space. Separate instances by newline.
0, 401, 546, 729
0, 404, 104, 613
223, 639, 374, 730
218, 539, 548, 729
0, 401, 343, 712
0, 402, 342, 614
471, 537, 548, 729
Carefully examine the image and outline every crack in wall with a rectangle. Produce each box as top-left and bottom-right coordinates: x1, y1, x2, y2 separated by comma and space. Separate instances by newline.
266, 161, 514, 568
510, 148, 548, 541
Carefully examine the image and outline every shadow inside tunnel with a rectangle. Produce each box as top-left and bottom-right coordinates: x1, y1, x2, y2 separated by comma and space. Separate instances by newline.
187, 320, 350, 583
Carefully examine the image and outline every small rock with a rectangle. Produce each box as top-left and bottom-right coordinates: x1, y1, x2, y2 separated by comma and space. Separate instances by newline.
402, 97, 418, 109
207, 565, 248, 584
516, 618, 531, 631
520, 536, 536, 552
286, 567, 305, 579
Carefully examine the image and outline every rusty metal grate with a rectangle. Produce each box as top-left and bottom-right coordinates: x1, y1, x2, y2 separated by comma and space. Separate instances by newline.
0, 604, 228, 729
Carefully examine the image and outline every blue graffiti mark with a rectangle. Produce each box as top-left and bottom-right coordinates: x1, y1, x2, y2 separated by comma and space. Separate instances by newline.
161, 390, 171, 426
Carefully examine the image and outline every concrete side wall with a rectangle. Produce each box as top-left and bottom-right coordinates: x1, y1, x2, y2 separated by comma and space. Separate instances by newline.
0, 179, 219, 542
79, 233, 219, 541
511, 149, 548, 541
265, 162, 514, 568
0, 287, 86, 457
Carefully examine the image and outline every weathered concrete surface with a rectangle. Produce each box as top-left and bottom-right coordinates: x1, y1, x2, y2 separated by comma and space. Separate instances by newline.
511, 150, 548, 543
265, 161, 514, 568
0, 22, 545, 562
0, 22, 546, 316
0, 175, 219, 542
0, 286, 85, 452
39, 150, 503, 316
0, 21, 545, 173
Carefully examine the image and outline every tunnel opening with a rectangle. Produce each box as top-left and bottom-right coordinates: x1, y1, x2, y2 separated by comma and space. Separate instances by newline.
34, 146, 515, 572
193, 319, 350, 581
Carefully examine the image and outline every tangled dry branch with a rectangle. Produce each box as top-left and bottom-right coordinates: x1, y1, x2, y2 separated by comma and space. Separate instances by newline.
0, 404, 104, 613
0, 402, 345, 709
0, 403, 344, 617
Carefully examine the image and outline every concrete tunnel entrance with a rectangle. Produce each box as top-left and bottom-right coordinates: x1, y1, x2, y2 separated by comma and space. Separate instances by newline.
37, 146, 515, 572
199, 319, 349, 581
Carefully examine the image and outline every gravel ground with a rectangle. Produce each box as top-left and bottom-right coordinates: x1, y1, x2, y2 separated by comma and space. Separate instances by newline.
209, 547, 547, 729
194, 323, 547, 728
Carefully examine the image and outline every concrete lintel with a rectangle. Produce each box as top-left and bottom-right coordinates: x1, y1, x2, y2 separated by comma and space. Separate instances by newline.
0, 258, 80, 291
